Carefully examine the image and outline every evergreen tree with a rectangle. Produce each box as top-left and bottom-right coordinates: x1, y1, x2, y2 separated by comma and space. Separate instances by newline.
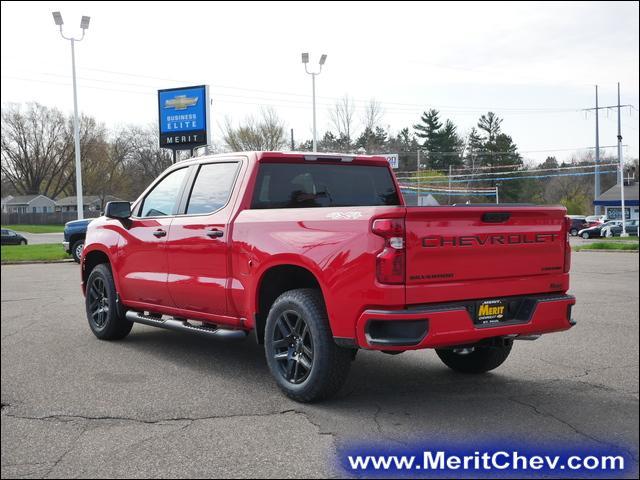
477, 111, 503, 143
437, 120, 464, 169
413, 109, 442, 168
355, 126, 388, 153
464, 127, 484, 170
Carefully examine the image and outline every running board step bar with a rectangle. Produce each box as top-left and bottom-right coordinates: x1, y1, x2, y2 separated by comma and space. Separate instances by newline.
125, 310, 248, 341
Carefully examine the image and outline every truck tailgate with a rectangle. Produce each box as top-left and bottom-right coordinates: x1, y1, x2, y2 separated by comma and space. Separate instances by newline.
404, 206, 568, 304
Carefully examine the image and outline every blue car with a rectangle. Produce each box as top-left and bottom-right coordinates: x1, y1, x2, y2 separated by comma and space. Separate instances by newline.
63, 219, 92, 263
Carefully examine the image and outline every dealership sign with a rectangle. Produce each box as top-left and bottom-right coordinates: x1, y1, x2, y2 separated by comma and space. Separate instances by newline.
158, 85, 211, 149
382, 153, 399, 169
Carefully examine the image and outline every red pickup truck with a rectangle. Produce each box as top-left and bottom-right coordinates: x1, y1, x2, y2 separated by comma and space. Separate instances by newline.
81, 151, 575, 402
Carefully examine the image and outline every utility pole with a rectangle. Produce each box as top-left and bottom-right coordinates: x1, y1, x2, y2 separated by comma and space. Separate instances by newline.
290, 128, 295, 151
582, 89, 632, 218
416, 149, 421, 204
448, 164, 452, 205
594, 85, 601, 215
617, 83, 628, 237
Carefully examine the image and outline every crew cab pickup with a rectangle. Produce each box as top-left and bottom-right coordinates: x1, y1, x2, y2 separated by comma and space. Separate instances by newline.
81, 152, 575, 402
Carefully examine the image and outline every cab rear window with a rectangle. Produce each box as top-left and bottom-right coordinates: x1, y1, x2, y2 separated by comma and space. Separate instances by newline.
251, 163, 400, 209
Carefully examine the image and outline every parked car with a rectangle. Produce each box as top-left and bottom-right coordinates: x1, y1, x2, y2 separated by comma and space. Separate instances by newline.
567, 216, 589, 236
81, 151, 575, 402
1, 228, 28, 245
63, 219, 92, 263
578, 220, 622, 239
602, 220, 640, 237
585, 214, 607, 227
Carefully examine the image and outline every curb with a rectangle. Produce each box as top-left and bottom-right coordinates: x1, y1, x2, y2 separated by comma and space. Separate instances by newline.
1, 259, 75, 265
573, 249, 639, 254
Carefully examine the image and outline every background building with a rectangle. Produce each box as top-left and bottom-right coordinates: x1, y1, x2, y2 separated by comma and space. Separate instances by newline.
1, 194, 57, 214
593, 181, 640, 220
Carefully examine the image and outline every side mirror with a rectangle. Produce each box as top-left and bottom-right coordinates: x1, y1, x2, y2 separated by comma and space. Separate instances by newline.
105, 201, 131, 220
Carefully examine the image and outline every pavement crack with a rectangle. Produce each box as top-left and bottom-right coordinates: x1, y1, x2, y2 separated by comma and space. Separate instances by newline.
42, 421, 88, 479
507, 396, 638, 462
3, 408, 319, 427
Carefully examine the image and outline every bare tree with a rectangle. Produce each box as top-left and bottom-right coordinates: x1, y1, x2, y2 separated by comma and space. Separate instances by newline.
329, 95, 356, 147
1, 103, 72, 197
125, 125, 174, 196
362, 98, 384, 132
223, 107, 287, 151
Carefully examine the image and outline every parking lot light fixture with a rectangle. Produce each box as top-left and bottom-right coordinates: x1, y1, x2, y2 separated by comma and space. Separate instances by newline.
53, 11, 90, 220
52, 11, 64, 26
302, 52, 327, 153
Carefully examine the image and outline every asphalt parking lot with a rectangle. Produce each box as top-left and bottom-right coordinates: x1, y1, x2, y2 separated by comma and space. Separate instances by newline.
14, 231, 64, 245
1, 252, 638, 478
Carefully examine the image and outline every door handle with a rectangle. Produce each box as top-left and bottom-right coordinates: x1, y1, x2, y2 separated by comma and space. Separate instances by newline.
206, 229, 224, 238
153, 229, 167, 238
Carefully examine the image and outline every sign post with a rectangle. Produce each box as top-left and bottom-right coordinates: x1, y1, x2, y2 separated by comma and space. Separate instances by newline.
158, 85, 211, 162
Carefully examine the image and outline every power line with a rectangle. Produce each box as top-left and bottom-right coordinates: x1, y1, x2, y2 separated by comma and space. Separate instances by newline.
397, 162, 620, 180
400, 169, 619, 185
4, 69, 594, 114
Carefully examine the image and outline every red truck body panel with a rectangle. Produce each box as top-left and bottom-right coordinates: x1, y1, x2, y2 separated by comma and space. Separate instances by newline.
82, 151, 574, 350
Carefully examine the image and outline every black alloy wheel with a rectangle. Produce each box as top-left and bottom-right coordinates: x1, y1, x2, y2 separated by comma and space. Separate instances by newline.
272, 310, 314, 384
87, 276, 109, 330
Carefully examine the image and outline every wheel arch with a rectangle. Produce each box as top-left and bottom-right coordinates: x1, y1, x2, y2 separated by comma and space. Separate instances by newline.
82, 246, 113, 293
253, 262, 326, 344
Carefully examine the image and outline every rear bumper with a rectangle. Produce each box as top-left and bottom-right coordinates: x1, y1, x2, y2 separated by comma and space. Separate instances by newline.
355, 294, 575, 350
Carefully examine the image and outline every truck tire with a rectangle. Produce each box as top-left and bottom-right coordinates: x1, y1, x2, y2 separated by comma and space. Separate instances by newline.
264, 288, 353, 402
85, 263, 132, 340
71, 239, 84, 263
436, 342, 513, 374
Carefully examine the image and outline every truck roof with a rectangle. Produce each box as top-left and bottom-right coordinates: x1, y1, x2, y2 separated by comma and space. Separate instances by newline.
175, 151, 391, 167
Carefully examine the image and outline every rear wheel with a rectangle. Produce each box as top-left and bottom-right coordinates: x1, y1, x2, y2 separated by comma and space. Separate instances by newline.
264, 289, 353, 402
71, 239, 84, 263
436, 342, 513, 374
581, 232, 590, 239
85, 263, 132, 340
570, 228, 578, 236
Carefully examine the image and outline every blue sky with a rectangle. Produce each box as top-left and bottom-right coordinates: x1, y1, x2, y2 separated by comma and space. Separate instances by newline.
1, 1, 638, 163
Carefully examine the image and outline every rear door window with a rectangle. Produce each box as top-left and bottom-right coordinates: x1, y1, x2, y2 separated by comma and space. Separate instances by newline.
185, 162, 239, 215
251, 163, 400, 209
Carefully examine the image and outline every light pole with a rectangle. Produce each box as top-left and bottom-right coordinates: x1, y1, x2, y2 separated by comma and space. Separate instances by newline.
53, 11, 90, 220
616, 82, 628, 237
301, 52, 327, 152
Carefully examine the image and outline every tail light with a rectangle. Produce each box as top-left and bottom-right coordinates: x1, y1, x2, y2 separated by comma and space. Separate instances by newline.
372, 218, 405, 284
564, 216, 572, 273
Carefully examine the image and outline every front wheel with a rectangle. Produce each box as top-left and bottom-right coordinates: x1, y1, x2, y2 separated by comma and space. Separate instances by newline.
264, 289, 353, 402
581, 232, 590, 239
85, 263, 132, 340
71, 240, 84, 263
436, 342, 513, 374
20, 239, 27, 245
570, 228, 578, 236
